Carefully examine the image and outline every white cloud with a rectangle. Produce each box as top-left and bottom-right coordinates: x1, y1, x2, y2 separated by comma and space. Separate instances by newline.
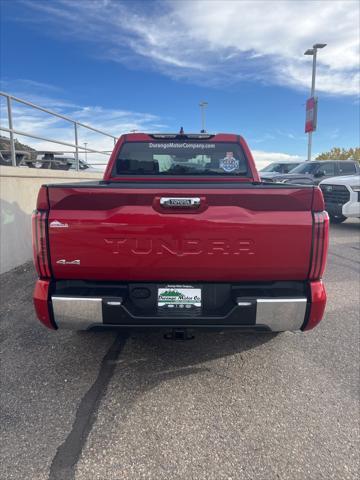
23, 0, 360, 95
9, 105, 163, 164
0, 81, 166, 165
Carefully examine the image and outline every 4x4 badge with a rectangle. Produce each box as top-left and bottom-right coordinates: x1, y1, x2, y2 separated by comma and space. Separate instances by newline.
50, 220, 69, 228
56, 259, 80, 265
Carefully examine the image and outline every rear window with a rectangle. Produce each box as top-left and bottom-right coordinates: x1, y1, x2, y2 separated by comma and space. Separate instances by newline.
113, 141, 249, 176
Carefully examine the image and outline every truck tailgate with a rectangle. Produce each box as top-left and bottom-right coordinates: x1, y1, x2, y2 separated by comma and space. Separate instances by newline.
47, 183, 314, 282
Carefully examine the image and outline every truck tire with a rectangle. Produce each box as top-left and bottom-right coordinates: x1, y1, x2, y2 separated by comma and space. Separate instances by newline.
329, 214, 346, 224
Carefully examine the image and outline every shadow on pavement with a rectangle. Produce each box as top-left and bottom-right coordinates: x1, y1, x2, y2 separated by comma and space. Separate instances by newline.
329, 219, 360, 232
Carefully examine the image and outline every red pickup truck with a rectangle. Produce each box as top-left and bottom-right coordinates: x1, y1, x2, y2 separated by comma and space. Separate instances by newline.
32, 133, 328, 334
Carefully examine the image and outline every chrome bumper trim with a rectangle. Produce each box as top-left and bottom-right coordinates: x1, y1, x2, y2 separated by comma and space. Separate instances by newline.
52, 296, 104, 330
256, 298, 307, 332
51, 296, 307, 331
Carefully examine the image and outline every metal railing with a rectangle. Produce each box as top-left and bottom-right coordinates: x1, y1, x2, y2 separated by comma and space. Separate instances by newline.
0, 91, 118, 171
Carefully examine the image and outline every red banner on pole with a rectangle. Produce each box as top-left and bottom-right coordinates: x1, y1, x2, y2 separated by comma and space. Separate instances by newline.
305, 97, 318, 133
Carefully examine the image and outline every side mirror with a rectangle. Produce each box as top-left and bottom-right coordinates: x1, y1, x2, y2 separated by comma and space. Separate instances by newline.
315, 170, 325, 178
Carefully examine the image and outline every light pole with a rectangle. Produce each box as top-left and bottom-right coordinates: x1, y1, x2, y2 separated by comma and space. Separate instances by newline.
84, 142, 88, 163
304, 43, 327, 161
199, 101, 208, 132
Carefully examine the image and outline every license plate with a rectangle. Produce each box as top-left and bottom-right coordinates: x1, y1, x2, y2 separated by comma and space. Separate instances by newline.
158, 285, 201, 309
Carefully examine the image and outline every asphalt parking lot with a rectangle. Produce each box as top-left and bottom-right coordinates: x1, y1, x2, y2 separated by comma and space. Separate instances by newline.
1, 220, 359, 480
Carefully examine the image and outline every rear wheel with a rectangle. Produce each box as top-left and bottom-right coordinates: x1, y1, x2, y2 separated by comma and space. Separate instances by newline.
329, 214, 346, 224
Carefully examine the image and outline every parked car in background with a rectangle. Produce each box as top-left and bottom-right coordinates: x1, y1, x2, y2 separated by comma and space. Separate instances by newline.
259, 161, 302, 181
25, 152, 75, 169
320, 175, 360, 223
0, 149, 32, 166
22, 151, 101, 172
271, 160, 359, 185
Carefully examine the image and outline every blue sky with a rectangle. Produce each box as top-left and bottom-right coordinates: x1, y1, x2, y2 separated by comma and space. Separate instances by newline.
1, 0, 359, 167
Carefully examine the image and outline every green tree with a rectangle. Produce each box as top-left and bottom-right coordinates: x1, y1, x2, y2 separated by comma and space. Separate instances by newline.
316, 147, 360, 162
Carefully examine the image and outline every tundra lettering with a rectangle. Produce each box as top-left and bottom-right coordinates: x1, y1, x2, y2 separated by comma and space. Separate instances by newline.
104, 238, 256, 256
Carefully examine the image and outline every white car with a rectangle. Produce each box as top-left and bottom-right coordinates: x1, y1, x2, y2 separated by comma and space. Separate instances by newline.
320, 175, 360, 223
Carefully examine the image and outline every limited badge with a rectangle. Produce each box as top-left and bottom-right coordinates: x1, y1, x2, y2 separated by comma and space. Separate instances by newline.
220, 152, 239, 172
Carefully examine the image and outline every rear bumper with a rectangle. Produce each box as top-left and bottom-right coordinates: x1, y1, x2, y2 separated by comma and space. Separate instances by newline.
33, 280, 326, 332
51, 296, 307, 331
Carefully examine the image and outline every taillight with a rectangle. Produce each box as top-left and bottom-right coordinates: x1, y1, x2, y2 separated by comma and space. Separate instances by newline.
312, 186, 325, 211
309, 211, 329, 280
33, 279, 56, 329
36, 185, 49, 210
302, 280, 327, 331
32, 210, 52, 279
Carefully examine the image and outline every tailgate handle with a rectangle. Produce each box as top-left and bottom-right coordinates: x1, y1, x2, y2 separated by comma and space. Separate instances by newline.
160, 197, 201, 208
